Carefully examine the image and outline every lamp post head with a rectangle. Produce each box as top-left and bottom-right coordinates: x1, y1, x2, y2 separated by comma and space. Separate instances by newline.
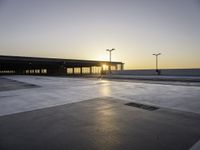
106, 48, 115, 52
153, 53, 161, 56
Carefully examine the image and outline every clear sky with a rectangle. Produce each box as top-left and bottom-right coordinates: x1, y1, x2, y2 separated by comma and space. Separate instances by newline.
0, 0, 200, 69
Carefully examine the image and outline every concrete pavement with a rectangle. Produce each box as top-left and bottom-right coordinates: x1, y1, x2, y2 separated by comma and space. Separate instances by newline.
0, 98, 200, 150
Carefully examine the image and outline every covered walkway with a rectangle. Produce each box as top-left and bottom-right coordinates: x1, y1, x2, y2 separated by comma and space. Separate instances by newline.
0, 55, 124, 76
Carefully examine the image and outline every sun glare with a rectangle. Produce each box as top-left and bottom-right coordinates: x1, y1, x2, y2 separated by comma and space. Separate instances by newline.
96, 54, 108, 61
102, 64, 108, 70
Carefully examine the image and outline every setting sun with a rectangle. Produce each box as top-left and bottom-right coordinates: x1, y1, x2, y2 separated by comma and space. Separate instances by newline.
102, 64, 108, 70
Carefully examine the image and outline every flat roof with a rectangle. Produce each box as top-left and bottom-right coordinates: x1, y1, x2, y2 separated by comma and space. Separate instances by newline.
0, 55, 123, 64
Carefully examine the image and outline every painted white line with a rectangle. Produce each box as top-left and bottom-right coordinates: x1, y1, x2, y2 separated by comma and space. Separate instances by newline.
190, 140, 200, 150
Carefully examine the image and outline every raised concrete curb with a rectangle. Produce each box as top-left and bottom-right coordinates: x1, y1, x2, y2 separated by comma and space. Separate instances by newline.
103, 75, 200, 82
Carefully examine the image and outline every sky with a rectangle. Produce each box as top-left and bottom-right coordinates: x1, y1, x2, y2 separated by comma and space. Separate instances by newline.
0, 0, 200, 69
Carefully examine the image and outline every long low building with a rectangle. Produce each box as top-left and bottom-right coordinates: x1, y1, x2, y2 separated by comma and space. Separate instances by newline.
0, 55, 124, 75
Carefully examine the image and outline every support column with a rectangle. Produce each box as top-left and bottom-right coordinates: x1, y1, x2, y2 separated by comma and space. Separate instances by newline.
101, 66, 103, 75
65, 68, 68, 75
121, 63, 124, 70
64, 67, 67, 76
90, 67, 92, 74
80, 67, 82, 75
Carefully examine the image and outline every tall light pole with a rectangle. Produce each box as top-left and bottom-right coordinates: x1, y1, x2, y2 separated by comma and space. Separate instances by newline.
153, 53, 161, 75
106, 48, 115, 74
106, 48, 115, 62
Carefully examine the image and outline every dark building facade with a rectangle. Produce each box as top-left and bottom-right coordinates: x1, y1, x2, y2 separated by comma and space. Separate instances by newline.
0, 55, 124, 76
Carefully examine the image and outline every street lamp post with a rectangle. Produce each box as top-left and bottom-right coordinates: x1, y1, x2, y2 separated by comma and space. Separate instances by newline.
106, 48, 115, 74
153, 53, 161, 75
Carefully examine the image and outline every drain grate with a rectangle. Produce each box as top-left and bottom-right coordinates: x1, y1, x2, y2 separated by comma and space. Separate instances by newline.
125, 102, 159, 111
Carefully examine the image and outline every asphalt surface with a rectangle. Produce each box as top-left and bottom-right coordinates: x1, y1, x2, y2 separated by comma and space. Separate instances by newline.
0, 97, 200, 150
